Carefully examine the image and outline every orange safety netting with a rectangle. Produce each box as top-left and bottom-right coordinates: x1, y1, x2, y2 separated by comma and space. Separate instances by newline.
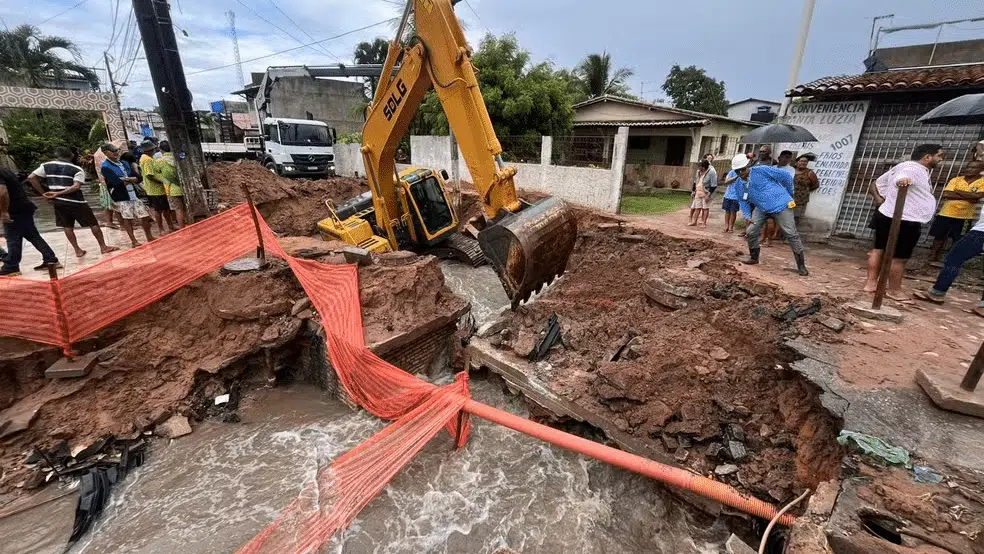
0, 203, 791, 554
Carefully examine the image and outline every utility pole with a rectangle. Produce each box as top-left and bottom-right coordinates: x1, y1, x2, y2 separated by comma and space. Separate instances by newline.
780, 0, 816, 117
103, 51, 128, 142
133, 0, 208, 218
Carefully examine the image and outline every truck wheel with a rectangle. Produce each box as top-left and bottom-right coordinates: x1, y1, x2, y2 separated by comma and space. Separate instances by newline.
265, 161, 278, 175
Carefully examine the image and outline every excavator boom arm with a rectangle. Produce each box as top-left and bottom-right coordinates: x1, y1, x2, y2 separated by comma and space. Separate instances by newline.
361, 0, 576, 305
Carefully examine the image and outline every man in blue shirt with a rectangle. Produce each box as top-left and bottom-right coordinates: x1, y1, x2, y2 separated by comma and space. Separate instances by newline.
735, 158, 809, 276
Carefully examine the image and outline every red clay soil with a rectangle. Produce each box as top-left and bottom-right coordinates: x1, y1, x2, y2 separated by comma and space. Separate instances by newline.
207, 161, 369, 236
499, 217, 846, 504
0, 253, 464, 501
359, 255, 467, 346
853, 463, 984, 554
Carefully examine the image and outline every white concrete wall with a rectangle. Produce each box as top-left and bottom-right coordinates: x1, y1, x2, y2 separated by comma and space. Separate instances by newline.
333, 143, 365, 178
407, 128, 628, 213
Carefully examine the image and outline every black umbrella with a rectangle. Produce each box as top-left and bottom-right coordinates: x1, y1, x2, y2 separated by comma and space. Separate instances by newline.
917, 94, 984, 125
739, 124, 818, 144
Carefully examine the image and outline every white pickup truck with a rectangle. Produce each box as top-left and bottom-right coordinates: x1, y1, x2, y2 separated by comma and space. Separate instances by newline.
201, 117, 337, 178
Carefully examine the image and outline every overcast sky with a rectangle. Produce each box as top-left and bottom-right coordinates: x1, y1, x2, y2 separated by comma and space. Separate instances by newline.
3, 0, 983, 110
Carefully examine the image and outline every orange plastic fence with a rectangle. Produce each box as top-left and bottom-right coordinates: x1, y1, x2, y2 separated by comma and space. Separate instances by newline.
0, 204, 258, 353
0, 204, 793, 553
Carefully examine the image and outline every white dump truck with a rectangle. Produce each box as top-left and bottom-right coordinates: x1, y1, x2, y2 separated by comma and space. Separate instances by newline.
200, 117, 337, 178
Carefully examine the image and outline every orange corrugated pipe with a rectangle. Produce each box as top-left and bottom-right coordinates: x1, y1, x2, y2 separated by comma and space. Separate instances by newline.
464, 400, 799, 527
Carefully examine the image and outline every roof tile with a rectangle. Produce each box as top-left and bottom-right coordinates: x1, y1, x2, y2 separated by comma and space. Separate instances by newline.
791, 64, 984, 96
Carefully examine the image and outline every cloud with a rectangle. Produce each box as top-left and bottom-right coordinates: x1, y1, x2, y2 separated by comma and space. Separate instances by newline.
5, 0, 983, 110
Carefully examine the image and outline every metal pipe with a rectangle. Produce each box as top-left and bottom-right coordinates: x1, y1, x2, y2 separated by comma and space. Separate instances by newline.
463, 399, 796, 527
928, 25, 945, 66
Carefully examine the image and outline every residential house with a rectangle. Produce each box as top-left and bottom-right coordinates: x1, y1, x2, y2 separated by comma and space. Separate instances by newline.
785, 38, 984, 239
572, 95, 761, 188
728, 98, 780, 123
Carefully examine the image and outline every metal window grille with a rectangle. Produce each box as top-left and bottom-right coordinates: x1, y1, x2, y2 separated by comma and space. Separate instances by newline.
498, 135, 543, 164
833, 100, 984, 246
551, 135, 613, 169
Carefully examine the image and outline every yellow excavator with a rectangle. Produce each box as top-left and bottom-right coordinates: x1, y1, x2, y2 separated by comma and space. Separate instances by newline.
318, 0, 577, 307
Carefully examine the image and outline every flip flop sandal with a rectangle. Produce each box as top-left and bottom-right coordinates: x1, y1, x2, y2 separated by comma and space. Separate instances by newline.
912, 290, 945, 305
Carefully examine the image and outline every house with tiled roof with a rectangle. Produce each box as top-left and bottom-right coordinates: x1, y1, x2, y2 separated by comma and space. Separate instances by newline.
785, 38, 984, 240
572, 96, 761, 189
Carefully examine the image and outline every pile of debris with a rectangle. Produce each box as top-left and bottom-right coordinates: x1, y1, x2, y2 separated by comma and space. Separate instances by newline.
207, 161, 368, 236
492, 219, 846, 504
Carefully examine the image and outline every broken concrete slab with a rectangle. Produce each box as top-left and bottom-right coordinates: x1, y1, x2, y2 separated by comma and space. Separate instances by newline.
645, 276, 694, 299
341, 246, 373, 266
714, 464, 739, 476
157, 415, 192, 439
375, 250, 417, 266
476, 318, 509, 339
917, 367, 984, 419
725, 534, 757, 554
821, 317, 846, 333
642, 284, 688, 310
44, 352, 100, 379
290, 297, 312, 316
845, 302, 903, 323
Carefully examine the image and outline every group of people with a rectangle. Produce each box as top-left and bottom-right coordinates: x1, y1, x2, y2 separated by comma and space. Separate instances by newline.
688, 146, 821, 277
0, 138, 183, 276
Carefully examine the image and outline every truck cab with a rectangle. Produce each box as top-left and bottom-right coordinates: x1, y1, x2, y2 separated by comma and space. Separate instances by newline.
261, 117, 336, 178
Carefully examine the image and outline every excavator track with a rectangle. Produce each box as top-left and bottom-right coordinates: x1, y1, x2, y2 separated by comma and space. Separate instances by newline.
427, 233, 488, 267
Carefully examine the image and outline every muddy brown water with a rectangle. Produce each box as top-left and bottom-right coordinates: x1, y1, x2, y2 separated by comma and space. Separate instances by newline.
62, 261, 733, 553
67, 377, 729, 554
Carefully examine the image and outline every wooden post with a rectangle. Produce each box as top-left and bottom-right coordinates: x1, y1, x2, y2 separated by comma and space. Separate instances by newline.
961, 341, 984, 392
241, 183, 266, 266
872, 184, 910, 310
48, 265, 73, 359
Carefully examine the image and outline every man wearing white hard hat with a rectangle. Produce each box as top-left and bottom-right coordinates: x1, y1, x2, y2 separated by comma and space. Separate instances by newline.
721, 154, 752, 233
733, 155, 809, 276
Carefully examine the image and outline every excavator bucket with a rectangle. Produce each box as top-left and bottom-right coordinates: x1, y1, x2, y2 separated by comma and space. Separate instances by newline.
478, 196, 578, 308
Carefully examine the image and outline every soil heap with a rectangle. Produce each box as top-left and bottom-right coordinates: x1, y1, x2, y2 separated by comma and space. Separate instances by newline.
0, 253, 465, 501
496, 217, 845, 504
207, 161, 369, 236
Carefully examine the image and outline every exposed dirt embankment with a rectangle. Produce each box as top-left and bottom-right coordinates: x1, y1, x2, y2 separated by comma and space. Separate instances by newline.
497, 216, 845, 504
0, 252, 464, 501
208, 161, 368, 236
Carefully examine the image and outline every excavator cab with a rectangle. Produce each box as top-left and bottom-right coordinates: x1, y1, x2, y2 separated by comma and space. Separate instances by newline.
398, 167, 457, 247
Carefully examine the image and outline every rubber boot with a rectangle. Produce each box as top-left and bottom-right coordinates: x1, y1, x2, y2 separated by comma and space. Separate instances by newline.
794, 252, 809, 276
742, 248, 760, 265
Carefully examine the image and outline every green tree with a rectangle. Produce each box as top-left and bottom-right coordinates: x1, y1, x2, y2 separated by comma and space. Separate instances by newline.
575, 51, 633, 99
2, 109, 101, 171
354, 38, 390, 100
661, 64, 728, 115
416, 34, 575, 138
0, 25, 98, 89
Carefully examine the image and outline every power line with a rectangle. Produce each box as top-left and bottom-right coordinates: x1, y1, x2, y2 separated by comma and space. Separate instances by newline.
462, 0, 492, 35
129, 17, 396, 82
265, 0, 342, 61
36, 0, 92, 26
106, 0, 123, 51
235, 0, 340, 62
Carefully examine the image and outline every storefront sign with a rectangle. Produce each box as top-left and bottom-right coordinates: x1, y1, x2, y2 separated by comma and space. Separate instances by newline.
777, 100, 869, 231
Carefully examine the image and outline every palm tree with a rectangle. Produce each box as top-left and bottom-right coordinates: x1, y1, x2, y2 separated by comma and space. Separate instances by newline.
575, 51, 633, 99
0, 25, 99, 89
354, 38, 390, 100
